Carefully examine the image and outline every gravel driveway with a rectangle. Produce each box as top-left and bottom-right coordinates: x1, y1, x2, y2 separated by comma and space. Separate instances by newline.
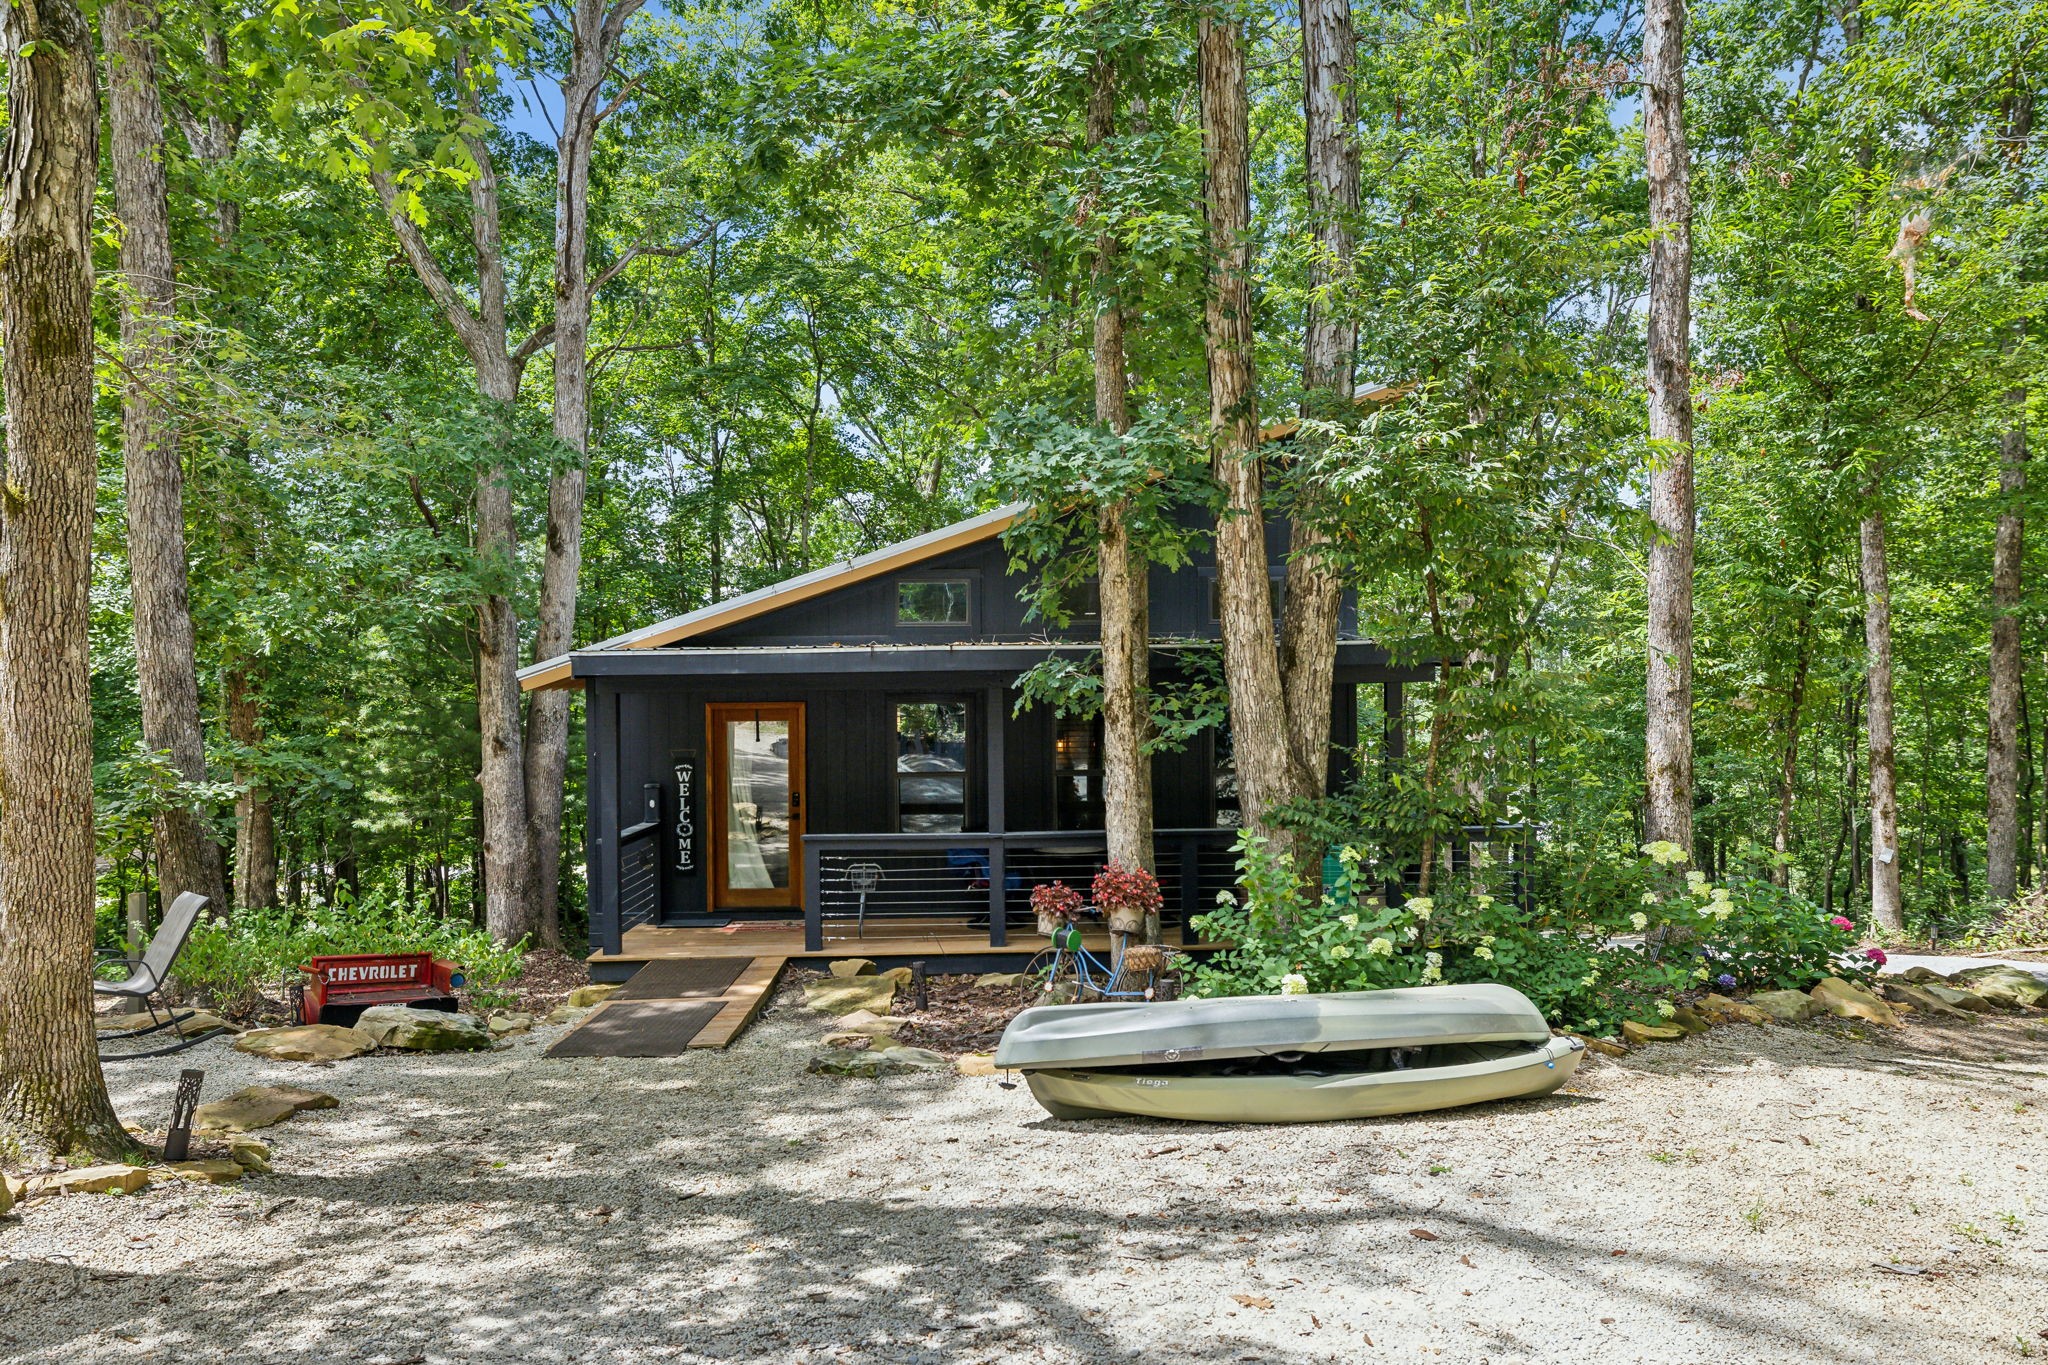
3, 995, 2044, 1365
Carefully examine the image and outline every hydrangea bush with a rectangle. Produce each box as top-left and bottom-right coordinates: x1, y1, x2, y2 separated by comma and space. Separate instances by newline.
1190, 831, 1873, 1035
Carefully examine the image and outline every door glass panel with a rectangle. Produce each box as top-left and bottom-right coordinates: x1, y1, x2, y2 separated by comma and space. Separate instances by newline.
725, 718, 791, 889
1054, 716, 1102, 830
897, 702, 968, 833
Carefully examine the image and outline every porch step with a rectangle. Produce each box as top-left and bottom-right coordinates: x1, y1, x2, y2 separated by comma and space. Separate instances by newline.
551, 956, 787, 1056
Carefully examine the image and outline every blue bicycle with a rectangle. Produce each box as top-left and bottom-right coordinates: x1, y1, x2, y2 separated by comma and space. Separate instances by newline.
1019, 919, 1177, 1005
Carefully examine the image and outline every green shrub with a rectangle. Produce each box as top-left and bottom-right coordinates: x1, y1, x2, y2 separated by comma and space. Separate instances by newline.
168, 892, 526, 1016
1190, 831, 1869, 1035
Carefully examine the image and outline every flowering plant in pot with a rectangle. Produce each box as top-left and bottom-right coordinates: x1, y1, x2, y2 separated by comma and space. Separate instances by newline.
1093, 861, 1162, 936
1030, 881, 1085, 935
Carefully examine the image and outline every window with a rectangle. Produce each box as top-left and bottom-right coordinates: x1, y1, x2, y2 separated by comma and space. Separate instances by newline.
1054, 716, 1103, 830
1060, 578, 1100, 620
898, 578, 971, 625
1212, 724, 1241, 828
1207, 575, 1284, 624
896, 701, 969, 832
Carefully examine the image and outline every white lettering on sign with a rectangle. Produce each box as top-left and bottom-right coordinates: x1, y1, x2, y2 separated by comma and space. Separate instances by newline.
674, 756, 698, 875
325, 964, 418, 984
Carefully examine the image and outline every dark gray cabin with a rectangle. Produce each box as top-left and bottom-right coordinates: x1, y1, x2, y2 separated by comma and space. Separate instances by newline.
520, 502, 1427, 956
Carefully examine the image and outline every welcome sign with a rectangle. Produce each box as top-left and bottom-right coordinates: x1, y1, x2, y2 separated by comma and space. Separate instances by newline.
672, 750, 699, 875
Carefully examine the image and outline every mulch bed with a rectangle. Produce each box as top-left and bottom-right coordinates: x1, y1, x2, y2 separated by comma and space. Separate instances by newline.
463, 948, 588, 1017
890, 974, 1032, 1056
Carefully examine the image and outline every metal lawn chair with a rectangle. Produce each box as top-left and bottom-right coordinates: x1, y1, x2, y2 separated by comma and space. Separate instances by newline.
96, 891, 226, 1061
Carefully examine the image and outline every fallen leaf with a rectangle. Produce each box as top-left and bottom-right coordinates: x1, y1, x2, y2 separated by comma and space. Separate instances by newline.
1600, 1317, 1615, 1325
1232, 1294, 1274, 1310
1610, 1249, 1626, 1257
1408, 1228, 1439, 1242
1460, 1254, 1474, 1268
1146, 1145, 1183, 1159
1363, 1333, 1374, 1347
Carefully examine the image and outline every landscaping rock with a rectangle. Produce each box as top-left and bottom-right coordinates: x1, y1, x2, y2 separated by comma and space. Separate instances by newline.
1880, 983, 1977, 1020
1920, 983, 1995, 1014
1899, 966, 1949, 985
879, 967, 916, 985
194, 1084, 338, 1135
1750, 990, 1822, 1023
96, 1010, 238, 1035
567, 984, 623, 1009
228, 1139, 272, 1173
973, 972, 1026, 991
233, 1024, 377, 1063
828, 958, 877, 978
1694, 994, 1769, 1026
1810, 977, 1900, 1027
802, 977, 898, 1017
806, 1044, 950, 1078
821, 1031, 901, 1050
1950, 966, 2048, 1010
163, 1159, 244, 1185
833, 1009, 906, 1037
30, 1165, 149, 1197
1667, 1006, 1712, 1035
1621, 1021, 1685, 1045
487, 1012, 535, 1037
545, 1004, 590, 1026
955, 1053, 998, 1077
1568, 1033, 1628, 1058
0, 1173, 17, 1216
355, 1005, 492, 1052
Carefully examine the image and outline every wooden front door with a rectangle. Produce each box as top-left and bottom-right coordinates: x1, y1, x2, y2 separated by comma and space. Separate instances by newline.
707, 702, 806, 909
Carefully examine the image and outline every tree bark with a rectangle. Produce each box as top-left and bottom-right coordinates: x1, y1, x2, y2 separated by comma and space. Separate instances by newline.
1861, 501, 1905, 931
1200, 10, 1297, 857
0, 0, 136, 1159
1642, 0, 1696, 863
1986, 87, 2031, 904
1087, 55, 1157, 931
105, 0, 229, 917
1275, 0, 1357, 872
225, 664, 277, 909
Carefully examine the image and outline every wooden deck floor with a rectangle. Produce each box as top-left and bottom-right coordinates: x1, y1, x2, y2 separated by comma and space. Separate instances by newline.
592, 921, 1193, 964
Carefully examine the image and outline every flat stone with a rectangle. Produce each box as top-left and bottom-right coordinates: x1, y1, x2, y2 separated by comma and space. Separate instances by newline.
803, 977, 898, 1017
831, 1009, 905, 1037
356, 1005, 492, 1052
1620, 1020, 1685, 1044
806, 1044, 950, 1078
973, 972, 1026, 991
567, 984, 623, 1009
195, 1084, 337, 1135
1694, 994, 1769, 1026
162, 1159, 244, 1184
1750, 989, 1822, 1023
1567, 1033, 1628, 1058
97, 1011, 236, 1035
1667, 1006, 1712, 1035
0, 1172, 17, 1215
1899, 966, 1949, 984
1919, 983, 1996, 1013
487, 1012, 534, 1036
955, 1053, 998, 1076
228, 1139, 272, 1173
1880, 983, 1976, 1020
878, 967, 916, 985
821, 1032, 902, 1050
1950, 965, 2047, 1010
545, 1004, 590, 1025
233, 1025, 377, 1063
1810, 977, 1901, 1027
31, 1165, 150, 1197
828, 959, 877, 978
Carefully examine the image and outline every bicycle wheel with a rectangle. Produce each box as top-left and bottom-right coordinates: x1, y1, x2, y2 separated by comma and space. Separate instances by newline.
1018, 948, 1080, 1007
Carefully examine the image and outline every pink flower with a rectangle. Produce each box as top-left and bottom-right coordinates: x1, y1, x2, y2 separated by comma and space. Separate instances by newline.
1828, 916, 1853, 932
1862, 947, 1888, 967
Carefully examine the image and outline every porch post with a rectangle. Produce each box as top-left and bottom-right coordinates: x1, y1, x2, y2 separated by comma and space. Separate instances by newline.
591, 682, 624, 957
985, 682, 1007, 946
803, 837, 824, 952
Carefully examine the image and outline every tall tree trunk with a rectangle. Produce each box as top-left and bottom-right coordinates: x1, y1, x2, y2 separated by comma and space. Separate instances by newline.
1087, 55, 1157, 931
1642, 0, 1696, 862
1276, 0, 1358, 869
1771, 604, 1815, 884
1986, 81, 2032, 904
105, 0, 229, 915
1861, 501, 1905, 932
0, 0, 136, 1159
225, 665, 277, 909
1200, 10, 1297, 858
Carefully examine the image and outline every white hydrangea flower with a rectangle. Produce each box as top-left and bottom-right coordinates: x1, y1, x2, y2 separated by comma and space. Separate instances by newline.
1280, 973, 1309, 996
1406, 896, 1435, 920
1655, 1001, 1676, 1019
1630, 911, 1649, 932
1339, 912, 1360, 929
1473, 945, 1494, 961
1366, 936, 1395, 958
1329, 944, 1352, 960
1641, 891, 1659, 905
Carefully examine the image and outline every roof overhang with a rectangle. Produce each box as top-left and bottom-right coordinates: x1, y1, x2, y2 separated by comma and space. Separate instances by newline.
551, 639, 1427, 683
519, 502, 1027, 692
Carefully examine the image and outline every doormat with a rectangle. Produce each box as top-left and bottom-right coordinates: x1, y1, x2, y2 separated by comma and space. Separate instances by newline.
613, 957, 750, 1000
545, 1001, 723, 1058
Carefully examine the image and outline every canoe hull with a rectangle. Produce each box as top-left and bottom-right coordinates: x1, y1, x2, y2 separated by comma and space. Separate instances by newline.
1023, 1034, 1584, 1124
